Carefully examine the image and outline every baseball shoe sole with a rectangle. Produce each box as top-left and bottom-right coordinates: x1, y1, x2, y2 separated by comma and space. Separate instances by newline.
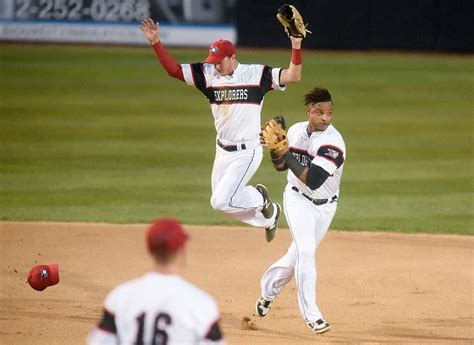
307, 319, 331, 334
255, 297, 273, 317
265, 203, 281, 243
255, 184, 274, 219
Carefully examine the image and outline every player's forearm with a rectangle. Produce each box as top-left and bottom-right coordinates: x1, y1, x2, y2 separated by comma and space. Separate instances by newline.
270, 151, 288, 171
290, 37, 302, 50
152, 42, 184, 81
288, 162, 330, 190
280, 49, 302, 84
277, 151, 311, 184
271, 151, 304, 177
272, 161, 288, 172
288, 59, 302, 81
280, 151, 330, 189
298, 167, 308, 183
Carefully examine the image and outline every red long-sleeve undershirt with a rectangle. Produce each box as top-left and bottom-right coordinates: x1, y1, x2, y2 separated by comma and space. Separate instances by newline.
152, 42, 184, 81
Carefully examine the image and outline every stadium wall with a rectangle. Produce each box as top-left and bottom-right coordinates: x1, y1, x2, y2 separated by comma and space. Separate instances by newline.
1, 0, 471, 51
236, 0, 473, 52
0, 0, 236, 46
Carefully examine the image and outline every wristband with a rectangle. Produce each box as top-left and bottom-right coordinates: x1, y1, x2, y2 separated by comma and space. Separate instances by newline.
270, 150, 280, 159
270, 150, 285, 165
270, 150, 285, 164
271, 155, 286, 165
291, 48, 302, 65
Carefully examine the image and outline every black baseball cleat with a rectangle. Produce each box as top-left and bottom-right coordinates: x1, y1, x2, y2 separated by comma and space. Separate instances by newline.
265, 203, 281, 242
307, 319, 331, 334
255, 297, 273, 317
255, 184, 274, 219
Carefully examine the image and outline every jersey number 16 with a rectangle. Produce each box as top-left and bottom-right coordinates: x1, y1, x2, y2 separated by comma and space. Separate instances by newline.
136, 312, 172, 345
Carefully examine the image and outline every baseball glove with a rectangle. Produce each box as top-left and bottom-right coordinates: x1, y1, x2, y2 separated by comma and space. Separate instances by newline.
276, 4, 312, 38
260, 116, 289, 157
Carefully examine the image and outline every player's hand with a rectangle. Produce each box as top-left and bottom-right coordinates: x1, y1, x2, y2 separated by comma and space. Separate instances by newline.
290, 36, 303, 49
140, 18, 160, 45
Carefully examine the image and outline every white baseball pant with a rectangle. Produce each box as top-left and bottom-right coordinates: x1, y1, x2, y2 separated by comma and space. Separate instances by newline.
260, 185, 337, 322
210, 143, 275, 228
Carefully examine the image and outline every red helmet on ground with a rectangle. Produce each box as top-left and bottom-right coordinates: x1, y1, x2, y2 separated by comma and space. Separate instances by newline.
28, 264, 59, 291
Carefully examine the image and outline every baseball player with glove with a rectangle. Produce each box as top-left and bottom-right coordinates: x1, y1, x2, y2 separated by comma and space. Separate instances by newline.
256, 87, 346, 334
140, 5, 310, 242
88, 218, 225, 344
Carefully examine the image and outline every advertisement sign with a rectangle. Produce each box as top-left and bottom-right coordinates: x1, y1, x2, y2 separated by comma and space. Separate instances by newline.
0, 0, 237, 46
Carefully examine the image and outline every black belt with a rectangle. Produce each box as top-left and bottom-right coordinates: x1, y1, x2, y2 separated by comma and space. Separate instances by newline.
291, 186, 337, 206
217, 139, 246, 152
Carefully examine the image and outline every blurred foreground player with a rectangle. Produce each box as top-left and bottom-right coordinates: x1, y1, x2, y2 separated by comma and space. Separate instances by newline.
88, 218, 225, 344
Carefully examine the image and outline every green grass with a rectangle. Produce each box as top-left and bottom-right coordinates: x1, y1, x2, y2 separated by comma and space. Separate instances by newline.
1, 44, 473, 234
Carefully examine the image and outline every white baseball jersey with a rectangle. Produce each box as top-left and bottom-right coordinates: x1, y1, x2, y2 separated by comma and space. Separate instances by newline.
181, 63, 285, 144
286, 122, 346, 199
88, 272, 224, 345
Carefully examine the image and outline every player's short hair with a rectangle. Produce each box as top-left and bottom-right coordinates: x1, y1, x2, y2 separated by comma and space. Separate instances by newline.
152, 250, 180, 264
304, 87, 332, 106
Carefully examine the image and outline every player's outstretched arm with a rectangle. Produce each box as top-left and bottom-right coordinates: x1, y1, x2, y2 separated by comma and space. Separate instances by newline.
280, 36, 303, 85
140, 18, 184, 81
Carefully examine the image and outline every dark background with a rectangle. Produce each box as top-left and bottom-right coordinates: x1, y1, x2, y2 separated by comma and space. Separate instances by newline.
236, 0, 473, 52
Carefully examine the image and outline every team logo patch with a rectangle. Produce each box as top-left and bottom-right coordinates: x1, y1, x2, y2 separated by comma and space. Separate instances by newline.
317, 145, 344, 168
209, 46, 219, 53
40, 268, 48, 280
325, 148, 340, 159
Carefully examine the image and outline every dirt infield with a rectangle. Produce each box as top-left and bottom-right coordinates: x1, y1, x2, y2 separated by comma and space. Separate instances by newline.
0, 222, 473, 344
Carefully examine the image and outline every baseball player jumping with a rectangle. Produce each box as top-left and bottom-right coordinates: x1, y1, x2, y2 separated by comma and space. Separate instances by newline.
140, 18, 304, 242
256, 87, 346, 334
88, 218, 225, 344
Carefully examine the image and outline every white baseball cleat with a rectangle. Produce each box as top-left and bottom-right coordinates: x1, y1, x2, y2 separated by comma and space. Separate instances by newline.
255, 297, 273, 317
255, 184, 274, 219
307, 319, 331, 334
265, 203, 281, 242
